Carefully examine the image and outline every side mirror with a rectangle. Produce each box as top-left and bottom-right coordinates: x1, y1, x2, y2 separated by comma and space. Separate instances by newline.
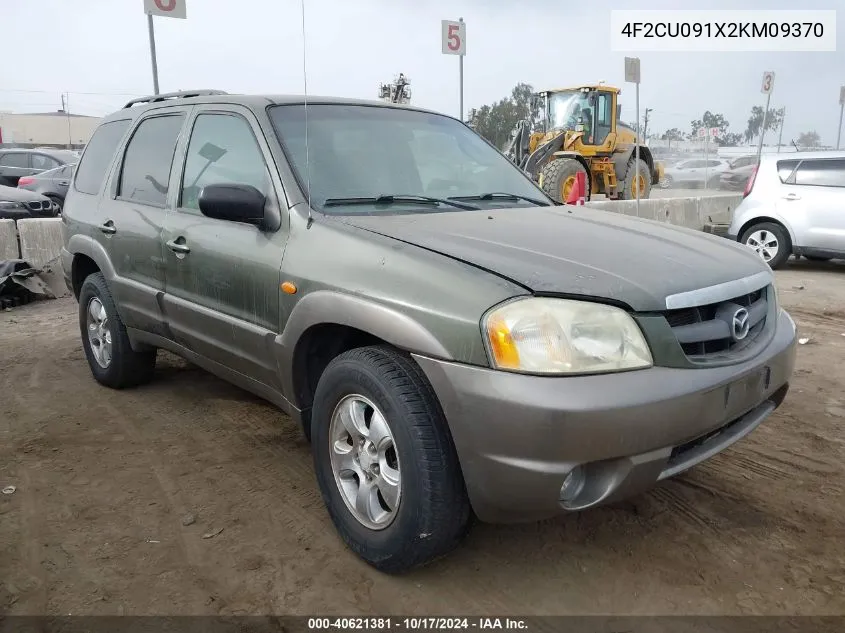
198, 183, 266, 226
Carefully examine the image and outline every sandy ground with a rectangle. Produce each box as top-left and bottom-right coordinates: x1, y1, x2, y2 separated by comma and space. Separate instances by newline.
1, 258, 844, 616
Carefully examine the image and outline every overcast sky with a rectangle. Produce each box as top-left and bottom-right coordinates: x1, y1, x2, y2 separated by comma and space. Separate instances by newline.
2, 0, 843, 144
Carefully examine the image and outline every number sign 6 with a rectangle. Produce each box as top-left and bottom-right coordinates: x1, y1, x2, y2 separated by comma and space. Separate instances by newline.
143, 0, 187, 19
441, 20, 466, 56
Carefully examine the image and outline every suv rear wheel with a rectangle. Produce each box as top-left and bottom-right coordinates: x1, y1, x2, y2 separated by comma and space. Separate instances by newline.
310, 345, 471, 573
78, 272, 157, 388
740, 222, 792, 270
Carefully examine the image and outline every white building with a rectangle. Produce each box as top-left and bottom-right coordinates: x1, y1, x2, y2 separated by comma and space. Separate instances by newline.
0, 111, 101, 149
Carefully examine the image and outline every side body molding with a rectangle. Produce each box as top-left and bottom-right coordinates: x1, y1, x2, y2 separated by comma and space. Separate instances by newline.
275, 290, 453, 406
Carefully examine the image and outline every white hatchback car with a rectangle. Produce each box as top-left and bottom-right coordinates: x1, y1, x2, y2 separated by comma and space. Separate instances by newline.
728, 151, 845, 269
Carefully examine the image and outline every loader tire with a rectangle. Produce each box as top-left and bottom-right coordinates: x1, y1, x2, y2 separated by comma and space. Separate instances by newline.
620, 158, 652, 200
539, 158, 589, 204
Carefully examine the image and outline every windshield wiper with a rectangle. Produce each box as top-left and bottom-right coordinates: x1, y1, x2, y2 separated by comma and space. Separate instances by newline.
323, 194, 479, 211
448, 192, 553, 206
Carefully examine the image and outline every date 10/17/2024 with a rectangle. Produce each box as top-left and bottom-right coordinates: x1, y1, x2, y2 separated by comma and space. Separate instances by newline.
308, 618, 528, 631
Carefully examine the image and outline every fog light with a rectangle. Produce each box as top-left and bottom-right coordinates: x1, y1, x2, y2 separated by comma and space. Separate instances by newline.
560, 466, 585, 502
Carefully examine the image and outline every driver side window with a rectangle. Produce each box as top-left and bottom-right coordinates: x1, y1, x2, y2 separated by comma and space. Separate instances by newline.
180, 113, 270, 211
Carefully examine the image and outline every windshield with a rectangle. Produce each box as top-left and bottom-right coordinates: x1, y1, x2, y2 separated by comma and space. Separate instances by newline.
547, 90, 590, 130
268, 104, 549, 213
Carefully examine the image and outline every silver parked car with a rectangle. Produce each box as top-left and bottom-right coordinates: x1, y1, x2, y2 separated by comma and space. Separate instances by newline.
728, 151, 845, 269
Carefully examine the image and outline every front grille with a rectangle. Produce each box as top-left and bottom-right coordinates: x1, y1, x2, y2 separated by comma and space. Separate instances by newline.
663, 286, 769, 359
26, 200, 49, 211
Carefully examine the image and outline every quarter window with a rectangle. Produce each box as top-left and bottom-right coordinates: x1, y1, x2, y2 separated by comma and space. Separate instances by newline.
74, 119, 131, 195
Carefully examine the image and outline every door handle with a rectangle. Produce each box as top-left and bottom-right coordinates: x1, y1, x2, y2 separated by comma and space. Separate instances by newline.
99, 220, 117, 235
166, 238, 191, 254
58, 180, 69, 186
783, 193, 801, 201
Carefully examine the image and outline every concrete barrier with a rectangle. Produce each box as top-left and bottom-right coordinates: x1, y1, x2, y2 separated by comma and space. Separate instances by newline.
0, 219, 18, 260
585, 194, 742, 231
17, 218, 64, 269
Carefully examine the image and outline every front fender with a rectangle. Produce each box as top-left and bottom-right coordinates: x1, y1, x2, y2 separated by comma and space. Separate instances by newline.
275, 290, 453, 405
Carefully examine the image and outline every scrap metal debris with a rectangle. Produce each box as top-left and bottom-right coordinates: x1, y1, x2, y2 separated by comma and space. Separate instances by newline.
0, 257, 68, 309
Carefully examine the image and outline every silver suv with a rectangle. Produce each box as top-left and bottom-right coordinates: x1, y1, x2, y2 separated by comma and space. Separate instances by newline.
729, 151, 845, 269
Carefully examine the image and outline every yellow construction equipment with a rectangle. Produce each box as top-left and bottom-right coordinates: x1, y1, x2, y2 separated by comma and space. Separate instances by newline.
503, 84, 664, 202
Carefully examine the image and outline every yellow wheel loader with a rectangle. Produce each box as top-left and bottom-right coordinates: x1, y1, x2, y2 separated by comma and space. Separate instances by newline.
503, 85, 664, 203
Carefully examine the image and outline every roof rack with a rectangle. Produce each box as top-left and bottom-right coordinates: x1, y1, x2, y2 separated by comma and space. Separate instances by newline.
122, 89, 228, 109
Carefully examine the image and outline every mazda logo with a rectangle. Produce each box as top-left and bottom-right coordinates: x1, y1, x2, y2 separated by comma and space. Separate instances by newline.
732, 308, 750, 341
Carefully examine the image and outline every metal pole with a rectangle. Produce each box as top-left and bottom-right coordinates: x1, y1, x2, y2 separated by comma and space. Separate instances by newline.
755, 91, 771, 163
458, 17, 464, 121
704, 131, 709, 190
147, 13, 160, 95
777, 107, 785, 153
64, 93, 72, 149
837, 102, 844, 150
635, 81, 640, 215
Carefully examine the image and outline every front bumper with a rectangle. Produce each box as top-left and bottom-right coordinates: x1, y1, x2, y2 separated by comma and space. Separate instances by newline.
413, 308, 797, 523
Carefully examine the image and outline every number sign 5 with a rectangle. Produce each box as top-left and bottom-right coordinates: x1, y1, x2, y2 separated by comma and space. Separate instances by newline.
441, 20, 466, 56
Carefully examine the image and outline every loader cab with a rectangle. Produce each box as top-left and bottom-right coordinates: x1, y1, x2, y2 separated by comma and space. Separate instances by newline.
540, 86, 619, 152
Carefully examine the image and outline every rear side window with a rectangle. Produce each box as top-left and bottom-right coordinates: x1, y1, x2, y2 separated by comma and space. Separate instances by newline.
776, 160, 800, 183
0, 153, 29, 168
794, 159, 845, 188
118, 114, 185, 206
32, 154, 60, 170
74, 119, 131, 195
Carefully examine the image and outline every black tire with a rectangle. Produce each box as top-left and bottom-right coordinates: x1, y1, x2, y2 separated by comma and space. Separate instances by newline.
739, 222, 792, 270
620, 158, 652, 200
311, 345, 471, 573
539, 158, 589, 203
78, 272, 156, 389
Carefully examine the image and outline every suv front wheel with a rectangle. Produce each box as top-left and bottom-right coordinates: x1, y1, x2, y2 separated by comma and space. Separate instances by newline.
739, 222, 792, 270
78, 272, 157, 388
311, 345, 471, 573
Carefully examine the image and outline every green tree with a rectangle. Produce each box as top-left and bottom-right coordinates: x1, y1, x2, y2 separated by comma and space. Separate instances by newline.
661, 128, 685, 141
468, 82, 536, 149
796, 130, 821, 148
719, 132, 744, 147
689, 111, 730, 140
744, 106, 783, 143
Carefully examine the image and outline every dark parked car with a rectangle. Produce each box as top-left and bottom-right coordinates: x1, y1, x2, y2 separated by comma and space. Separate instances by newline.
720, 163, 757, 191
17, 163, 75, 211
0, 184, 60, 219
0, 148, 79, 187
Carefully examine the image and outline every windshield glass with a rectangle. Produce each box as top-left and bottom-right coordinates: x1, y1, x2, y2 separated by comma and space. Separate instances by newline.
547, 90, 590, 130
268, 104, 549, 213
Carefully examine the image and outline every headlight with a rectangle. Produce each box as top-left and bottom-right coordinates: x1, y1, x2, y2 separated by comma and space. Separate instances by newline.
482, 297, 652, 375
0, 201, 23, 209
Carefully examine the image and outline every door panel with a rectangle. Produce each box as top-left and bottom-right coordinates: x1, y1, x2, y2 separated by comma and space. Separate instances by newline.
161, 107, 287, 388
106, 110, 188, 336
787, 159, 845, 251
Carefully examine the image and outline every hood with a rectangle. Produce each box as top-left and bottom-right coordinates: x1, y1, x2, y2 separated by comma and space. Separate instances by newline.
340, 206, 769, 312
0, 185, 49, 203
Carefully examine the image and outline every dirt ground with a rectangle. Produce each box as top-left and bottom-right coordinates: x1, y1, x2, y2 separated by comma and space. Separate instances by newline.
2, 259, 845, 617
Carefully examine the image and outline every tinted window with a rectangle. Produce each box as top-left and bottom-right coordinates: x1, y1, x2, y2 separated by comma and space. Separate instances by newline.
119, 114, 185, 205
794, 159, 845, 188
32, 154, 60, 170
707, 160, 722, 167
776, 159, 800, 183
180, 113, 270, 210
75, 119, 131, 195
596, 93, 611, 126
0, 153, 29, 168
